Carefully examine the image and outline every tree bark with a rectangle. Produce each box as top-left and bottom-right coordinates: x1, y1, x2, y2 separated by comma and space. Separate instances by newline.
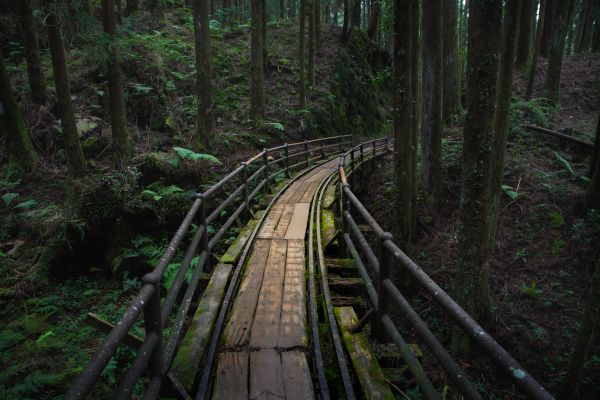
539, 0, 555, 56
526, 0, 547, 98
102, 0, 132, 165
250, 0, 265, 120
17, 0, 47, 105
151, 0, 163, 18
516, 0, 535, 67
315, 0, 321, 49
393, 0, 414, 255
0, 48, 37, 172
420, 0, 442, 207
351, 0, 360, 28
125, 0, 138, 15
342, 0, 350, 39
410, 0, 420, 239
453, 0, 503, 349
367, 0, 380, 41
576, 0, 594, 52
586, 109, 600, 209
543, 0, 570, 104
193, 0, 216, 149
280, 0, 285, 18
262, 0, 268, 65
489, 0, 522, 256
308, 0, 316, 86
299, 0, 306, 108
46, 0, 86, 177
442, 0, 460, 122
592, 14, 600, 52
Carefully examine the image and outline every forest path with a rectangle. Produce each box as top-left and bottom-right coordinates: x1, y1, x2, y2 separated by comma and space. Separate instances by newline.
211, 158, 340, 399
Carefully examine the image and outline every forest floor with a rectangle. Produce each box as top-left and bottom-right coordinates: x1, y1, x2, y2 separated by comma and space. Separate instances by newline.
368, 53, 600, 399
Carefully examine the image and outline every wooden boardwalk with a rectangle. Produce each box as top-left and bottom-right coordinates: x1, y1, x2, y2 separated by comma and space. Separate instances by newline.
213, 159, 339, 399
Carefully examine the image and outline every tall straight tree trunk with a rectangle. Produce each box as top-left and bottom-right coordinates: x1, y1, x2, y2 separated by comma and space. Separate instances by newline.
210, 0, 216, 18
488, 0, 522, 253
193, 0, 216, 149
453, 0, 503, 348
46, 0, 86, 177
586, 110, 600, 209
516, 0, 535, 67
543, 0, 570, 104
393, 0, 414, 255
0, 49, 37, 172
262, 0, 268, 65
421, 0, 442, 207
308, 0, 316, 86
351, 0, 360, 28
315, 0, 321, 49
576, 0, 594, 52
102, 0, 132, 165
367, 0, 380, 41
342, 0, 350, 38
410, 0, 420, 238
442, 0, 460, 122
251, 0, 265, 120
590, 108, 600, 178
299, 0, 306, 108
17, 0, 47, 105
592, 16, 600, 51
539, 0, 554, 56
280, 0, 285, 18
526, 0, 547, 98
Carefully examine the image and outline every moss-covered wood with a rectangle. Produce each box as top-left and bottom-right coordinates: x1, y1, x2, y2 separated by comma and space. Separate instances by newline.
220, 218, 260, 264
320, 208, 337, 249
334, 306, 394, 400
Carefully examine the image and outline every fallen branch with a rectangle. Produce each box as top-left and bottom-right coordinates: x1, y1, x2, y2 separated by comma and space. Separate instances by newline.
524, 124, 594, 151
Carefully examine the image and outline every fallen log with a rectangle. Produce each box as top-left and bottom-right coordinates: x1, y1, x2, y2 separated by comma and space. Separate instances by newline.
524, 124, 594, 151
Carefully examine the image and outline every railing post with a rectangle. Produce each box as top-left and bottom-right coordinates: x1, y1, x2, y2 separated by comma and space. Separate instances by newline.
242, 162, 250, 219
263, 148, 269, 193
304, 140, 309, 167
284, 143, 290, 178
374, 232, 393, 343
385, 136, 389, 152
339, 135, 343, 153
339, 183, 350, 257
198, 194, 210, 264
320, 138, 325, 159
142, 280, 164, 382
350, 148, 355, 187
372, 140, 376, 157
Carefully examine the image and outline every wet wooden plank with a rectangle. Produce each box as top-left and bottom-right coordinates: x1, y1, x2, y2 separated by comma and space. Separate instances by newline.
171, 263, 232, 390
273, 204, 295, 238
257, 204, 285, 239
286, 181, 311, 203
284, 203, 311, 240
299, 181, 320, 203
249, 349, 285, 400
224, 240, 271, 346
282, 351, 315, 400
279, 240, 307, 348
212, 351, 248, 400
250, 239, 287, 348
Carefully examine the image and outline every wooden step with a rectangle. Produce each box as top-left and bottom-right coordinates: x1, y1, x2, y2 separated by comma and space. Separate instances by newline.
326, 258, 358, 277
329, 276, 364, 295
334, 307, 394, 400
170, 263, 233, 391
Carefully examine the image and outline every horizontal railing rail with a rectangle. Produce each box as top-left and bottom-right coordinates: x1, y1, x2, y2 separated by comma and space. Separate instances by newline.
337, 141, 554, 400
67, 135, 352, 400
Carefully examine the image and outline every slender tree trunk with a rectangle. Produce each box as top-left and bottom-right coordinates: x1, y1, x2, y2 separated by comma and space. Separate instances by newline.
0, 49, 37, 172
543, 0, 570, 104
125, 0, 138, 15
251, 0, 265, 120
452, 0, 503, 350
262, 0, 268, 65
299, 0, 306, 108
410, 0, 420, 238
590, 108, 600, 178
280, 0, 285, 18
557, 256, 600, 399
102, 0, 132, 165
585, 110, 600, 209
526, 0, 547, 98
576, 0, 594, 52
46, 0, 86, 176
342, 0, 350, 39
442, 0, 460, 122
315, 0, 321, 49
367, 0, 380, 41
540, 0, 555, 56
308, 0, 316, 86
193, 0, 216, 149
351, 0, 360, 28
592, 15, 600, 51
421, 0, 442, 207
489, 0, 522, 255
211, 0, 216, 18
17, 0, 47, 105
516, 0, 535, 67
393, 0, 414, 255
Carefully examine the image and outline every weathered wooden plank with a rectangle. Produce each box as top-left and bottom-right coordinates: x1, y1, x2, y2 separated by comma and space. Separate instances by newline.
282, 351, 315, 400
286, 181, 311, 204
284, 203, 310, 240
171, 263, 232, 390
249, 239, 287, 348
224, 239, 271, 346
335, 307, 394, 400
257, 204, 285, 239
221, 218, 260, 264
249, 349, 285, 400
273, 204, 295, 238
279, 239, 307, 348
212, 351, 249, 400
320, 209, 337, 249
306, 168, 330, 183
321, 184, 337, 209
299, 181, 320, 203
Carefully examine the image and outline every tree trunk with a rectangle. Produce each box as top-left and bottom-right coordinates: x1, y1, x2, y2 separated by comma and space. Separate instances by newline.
280, 0, 285, 18
250, 0, 265, 120
262, 0, 268, 65
315, 0, 321, 49
393, 0, 414, 255
442, 0, 460, 122
516, 0, 535, 67
452, 0, 503, 350
125, 0, 138, 15
543, 0, 570, 104
17, 0, 47, 105
0, 48, 37, 172
151, 0, 163, 18
592, 14, 600, 51
193, 0, 216, 149
410, 0, 420, 239
489, 0, 522, 257
526, 0, 547, 98
586, 110, 600, 209
367, 0, 380, 41
539, 0, 555, 56
557, 256, 600, 399
342, 0, 350, 39
211, 0, 216, 18
299, 0, 306, 108
420, 0, 442, 207
308, 0, 316, 86
351, 0, 360, 28
46, 0, 86, 177
576, 0, 594, 52
102, 0, 132, 165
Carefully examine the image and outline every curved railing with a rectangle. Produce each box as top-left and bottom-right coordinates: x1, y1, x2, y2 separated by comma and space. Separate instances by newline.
67, 135, 352, 399
338, 142, 554, 400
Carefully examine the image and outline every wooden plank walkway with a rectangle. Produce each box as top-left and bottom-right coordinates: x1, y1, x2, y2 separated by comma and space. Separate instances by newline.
213, 158, 339, 399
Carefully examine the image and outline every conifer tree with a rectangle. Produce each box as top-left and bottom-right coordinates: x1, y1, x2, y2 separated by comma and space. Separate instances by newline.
17, 0, 47, 105
543, 0, 571, 104
299, 0, 307, 108
250, 0, 265, 120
